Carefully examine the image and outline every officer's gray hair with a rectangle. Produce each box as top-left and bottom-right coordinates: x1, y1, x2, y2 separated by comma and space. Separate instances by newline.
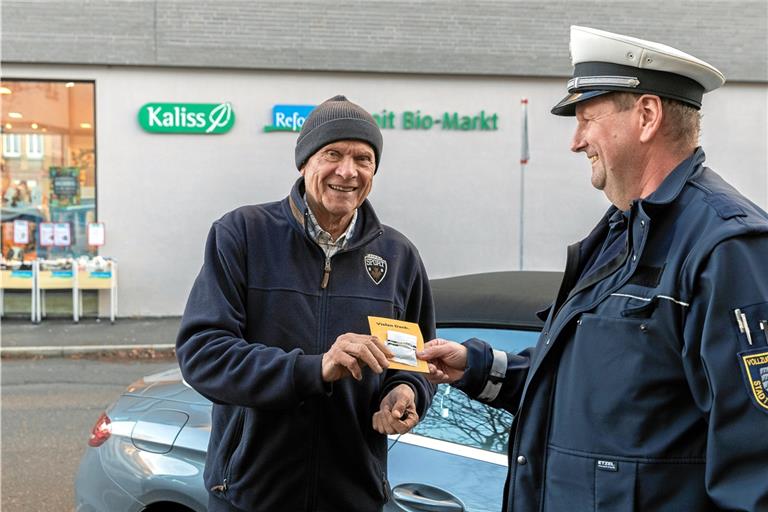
610, 92, 701, 150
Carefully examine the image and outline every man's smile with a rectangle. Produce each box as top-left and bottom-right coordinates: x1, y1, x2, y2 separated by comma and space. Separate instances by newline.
328, 184, 357, 192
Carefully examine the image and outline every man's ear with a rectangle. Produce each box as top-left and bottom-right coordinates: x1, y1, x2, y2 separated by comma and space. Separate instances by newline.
636, 94, 663, 143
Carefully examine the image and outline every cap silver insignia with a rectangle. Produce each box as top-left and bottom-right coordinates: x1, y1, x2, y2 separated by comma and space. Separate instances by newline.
568, 76, 641, 92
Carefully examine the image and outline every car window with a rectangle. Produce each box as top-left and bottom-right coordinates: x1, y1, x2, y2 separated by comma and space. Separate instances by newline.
411, 327, 540, 454
437, 327, 540, 353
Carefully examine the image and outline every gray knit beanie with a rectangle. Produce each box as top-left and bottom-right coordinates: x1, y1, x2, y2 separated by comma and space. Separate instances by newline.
295, 95, 383, 172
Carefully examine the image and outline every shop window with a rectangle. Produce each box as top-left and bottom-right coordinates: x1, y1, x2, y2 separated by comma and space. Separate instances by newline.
2, 134, 21, 157
1, 80, 96, 261
26, 134, 44, 159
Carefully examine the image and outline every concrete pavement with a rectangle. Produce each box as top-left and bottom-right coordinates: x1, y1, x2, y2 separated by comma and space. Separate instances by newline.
1, 317, 181, 358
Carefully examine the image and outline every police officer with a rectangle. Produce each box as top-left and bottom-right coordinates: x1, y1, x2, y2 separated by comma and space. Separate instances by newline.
419, 26, 768, 511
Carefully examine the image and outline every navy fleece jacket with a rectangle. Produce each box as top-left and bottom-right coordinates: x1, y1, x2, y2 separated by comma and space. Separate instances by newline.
176, 178, 436, 512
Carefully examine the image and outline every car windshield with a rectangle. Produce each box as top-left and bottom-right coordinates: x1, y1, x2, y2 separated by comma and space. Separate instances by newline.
411, 327, 540, 454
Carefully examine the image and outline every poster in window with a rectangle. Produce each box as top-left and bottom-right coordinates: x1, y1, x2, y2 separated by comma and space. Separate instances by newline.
87, 222, 105, 246
53, 223, 71, 246
13, 220, 29, 244
39, 222, 55, 246
49, 167, 81, 207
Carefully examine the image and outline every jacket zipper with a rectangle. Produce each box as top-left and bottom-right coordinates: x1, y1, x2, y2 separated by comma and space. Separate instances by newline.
320, 257, 331, 289
547, 228, 633, 344
307, 228, 385, 508
211, 408, 245, 494
317, 229, 384, 290
308, 252, 332, 510
209, 480, 228, 493
382, 471, 391, 502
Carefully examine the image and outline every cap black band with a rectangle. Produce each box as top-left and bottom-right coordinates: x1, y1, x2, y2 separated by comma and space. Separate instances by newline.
571, 62, 705, 109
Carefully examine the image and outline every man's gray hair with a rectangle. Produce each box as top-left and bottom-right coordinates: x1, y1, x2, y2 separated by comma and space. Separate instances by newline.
610, 92, 701, 150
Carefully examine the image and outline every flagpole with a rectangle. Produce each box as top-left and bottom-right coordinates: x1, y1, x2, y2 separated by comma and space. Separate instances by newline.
519, 98, 529, 270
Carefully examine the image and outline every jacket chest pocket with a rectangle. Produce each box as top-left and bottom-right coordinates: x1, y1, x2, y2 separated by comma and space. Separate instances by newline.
571, 313, 672, 405
551, 312, 685, 447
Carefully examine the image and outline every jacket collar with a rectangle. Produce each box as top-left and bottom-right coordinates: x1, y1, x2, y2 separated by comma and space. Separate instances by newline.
286, 177, 383, 248
569, 149, 705, 296
639, 147, 705, 207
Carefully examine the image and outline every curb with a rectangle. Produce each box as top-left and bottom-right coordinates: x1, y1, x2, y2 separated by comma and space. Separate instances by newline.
0, 344, 176, 359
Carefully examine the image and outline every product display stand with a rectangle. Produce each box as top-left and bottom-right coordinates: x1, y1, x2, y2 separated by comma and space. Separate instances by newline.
37, 258, 77, 323
1, 257, 118, 323
77, 259, 118, 323
0, 260, 37, 322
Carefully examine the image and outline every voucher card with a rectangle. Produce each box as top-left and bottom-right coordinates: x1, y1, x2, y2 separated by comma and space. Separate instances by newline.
367, 316, 429, 373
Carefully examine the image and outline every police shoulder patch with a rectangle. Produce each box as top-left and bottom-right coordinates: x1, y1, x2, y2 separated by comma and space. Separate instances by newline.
739, 349, 768, 414
364, 253, 387, 285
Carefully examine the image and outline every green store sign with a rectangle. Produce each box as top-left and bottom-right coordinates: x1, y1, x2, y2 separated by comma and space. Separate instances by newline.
263, 105, 499, 133
373, 109, 499, 131
138, 102, 235, 134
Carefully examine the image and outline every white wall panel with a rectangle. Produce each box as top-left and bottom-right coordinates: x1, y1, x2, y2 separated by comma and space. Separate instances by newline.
4, 64, 765, 315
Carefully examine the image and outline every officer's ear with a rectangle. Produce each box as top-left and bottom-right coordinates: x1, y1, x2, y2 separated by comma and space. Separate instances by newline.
636, 94, 663, 144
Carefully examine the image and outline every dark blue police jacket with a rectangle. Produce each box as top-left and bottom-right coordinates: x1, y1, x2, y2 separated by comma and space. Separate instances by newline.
457, 148, 768, 511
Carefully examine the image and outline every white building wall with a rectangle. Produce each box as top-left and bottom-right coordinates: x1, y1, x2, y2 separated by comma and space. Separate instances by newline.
5, 64, 766, 316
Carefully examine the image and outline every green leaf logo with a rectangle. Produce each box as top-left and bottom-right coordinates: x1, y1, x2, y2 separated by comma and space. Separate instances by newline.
207, 102, 234, 133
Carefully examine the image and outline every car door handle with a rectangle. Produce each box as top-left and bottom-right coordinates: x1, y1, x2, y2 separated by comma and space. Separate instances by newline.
391, 483, 464, 512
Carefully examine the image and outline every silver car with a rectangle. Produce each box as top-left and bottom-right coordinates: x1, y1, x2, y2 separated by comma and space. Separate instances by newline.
75, 271, 561, 512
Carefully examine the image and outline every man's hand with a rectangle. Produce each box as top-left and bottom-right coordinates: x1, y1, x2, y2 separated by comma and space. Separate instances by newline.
321, 333, 392, 382
417, 338, 467, 384
373, 384, 418, 435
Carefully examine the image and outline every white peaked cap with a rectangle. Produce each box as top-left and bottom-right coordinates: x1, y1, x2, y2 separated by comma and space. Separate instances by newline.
551, 26, 725, 116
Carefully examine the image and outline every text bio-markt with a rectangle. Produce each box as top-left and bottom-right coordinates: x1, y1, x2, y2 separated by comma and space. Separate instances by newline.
372, 110, 499, 131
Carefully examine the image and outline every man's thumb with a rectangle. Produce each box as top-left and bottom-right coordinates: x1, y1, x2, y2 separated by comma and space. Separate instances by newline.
393, 397, 411, 418
419, 343, 449, 359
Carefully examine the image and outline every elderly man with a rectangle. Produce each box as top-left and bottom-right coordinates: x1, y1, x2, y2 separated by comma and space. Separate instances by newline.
177, 95, 435, 512
419, 26, 768, 511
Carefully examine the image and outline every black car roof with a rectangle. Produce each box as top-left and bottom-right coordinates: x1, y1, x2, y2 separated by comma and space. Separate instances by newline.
431, 271, 563, 331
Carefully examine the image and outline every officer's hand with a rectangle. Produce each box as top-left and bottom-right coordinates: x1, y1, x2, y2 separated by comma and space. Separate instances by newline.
321, 333, 392, 382
417, 339, 467, 384
373, 384, 418, 435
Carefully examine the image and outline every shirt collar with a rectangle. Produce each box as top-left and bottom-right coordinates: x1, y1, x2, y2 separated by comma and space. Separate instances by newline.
303, 193, 358, 246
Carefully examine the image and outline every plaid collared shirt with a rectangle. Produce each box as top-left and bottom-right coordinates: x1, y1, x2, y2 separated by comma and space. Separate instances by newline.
304, 195, 358, 259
